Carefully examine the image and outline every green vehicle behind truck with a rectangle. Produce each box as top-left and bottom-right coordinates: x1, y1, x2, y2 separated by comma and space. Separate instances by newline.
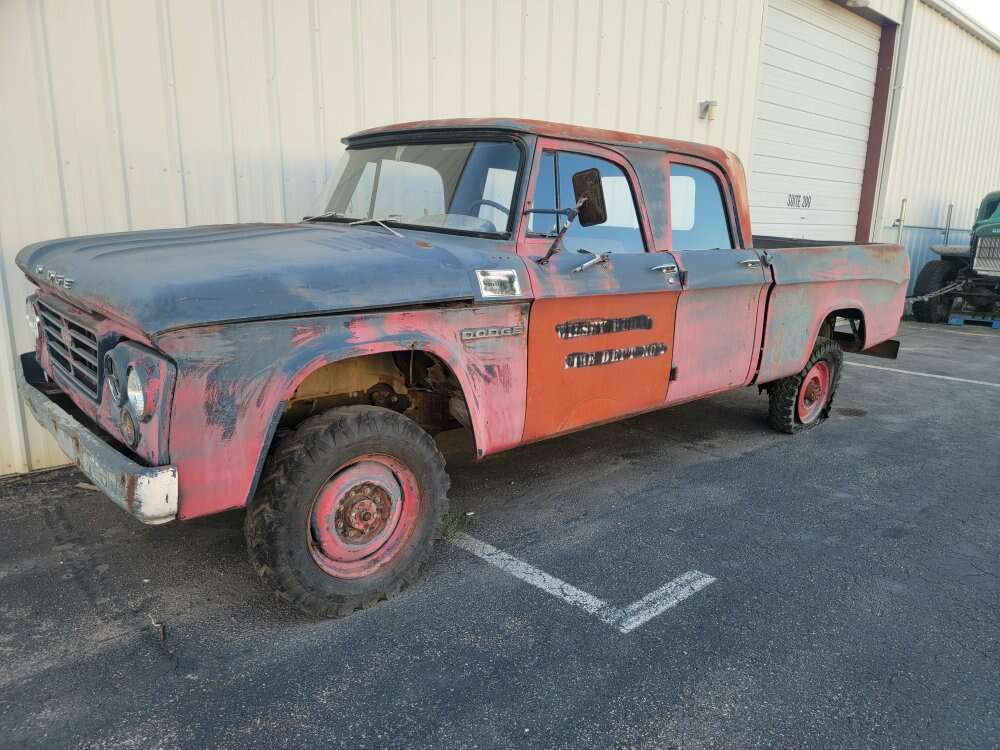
913, 191, 1000, 324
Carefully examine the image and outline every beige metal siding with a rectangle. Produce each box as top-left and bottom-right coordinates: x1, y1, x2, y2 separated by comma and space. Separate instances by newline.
0, 0, 766, 475
876, 0, 1000, 283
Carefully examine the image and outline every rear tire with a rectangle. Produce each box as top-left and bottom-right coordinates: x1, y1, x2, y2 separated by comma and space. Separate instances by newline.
245, 405, 449, 618
912, 259, 958, 323
766, 337, 843, 434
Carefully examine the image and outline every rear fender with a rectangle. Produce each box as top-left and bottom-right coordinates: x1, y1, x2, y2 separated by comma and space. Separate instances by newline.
156, 303, 529, 519
756, 244, 908, 383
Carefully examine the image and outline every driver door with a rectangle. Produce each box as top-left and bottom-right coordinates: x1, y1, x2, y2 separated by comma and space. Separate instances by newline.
519, 139, 681, 442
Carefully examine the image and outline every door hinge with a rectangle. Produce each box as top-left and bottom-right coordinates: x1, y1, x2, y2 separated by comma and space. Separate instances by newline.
670, 365, 678, 382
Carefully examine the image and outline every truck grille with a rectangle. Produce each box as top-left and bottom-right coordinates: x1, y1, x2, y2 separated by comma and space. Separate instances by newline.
36, 299, 102, 400
972, 236, 1000, 276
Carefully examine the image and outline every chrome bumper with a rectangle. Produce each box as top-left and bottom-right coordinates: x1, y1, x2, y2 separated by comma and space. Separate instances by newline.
16, 354, 178, 524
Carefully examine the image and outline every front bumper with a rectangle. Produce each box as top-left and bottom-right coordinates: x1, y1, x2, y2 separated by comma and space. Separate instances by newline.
17, 353, 178, 524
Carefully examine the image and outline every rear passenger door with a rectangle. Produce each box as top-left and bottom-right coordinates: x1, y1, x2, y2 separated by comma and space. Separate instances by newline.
519, 139, 681, 441
665, 156, 770, 404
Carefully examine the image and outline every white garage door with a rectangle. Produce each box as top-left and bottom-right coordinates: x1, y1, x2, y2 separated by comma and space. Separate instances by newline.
749, 0, 881, 241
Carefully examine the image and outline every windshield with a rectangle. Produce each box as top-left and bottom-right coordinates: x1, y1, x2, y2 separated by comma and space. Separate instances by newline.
310, 140, 521, 235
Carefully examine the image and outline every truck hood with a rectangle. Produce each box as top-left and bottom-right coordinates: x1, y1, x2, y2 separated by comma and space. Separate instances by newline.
17, 223, 524, 334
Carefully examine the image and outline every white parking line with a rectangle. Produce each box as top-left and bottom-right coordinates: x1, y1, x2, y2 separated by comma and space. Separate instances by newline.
616, 570, 717, 633
845, 361, 1000, 388
450, 532, 716, 634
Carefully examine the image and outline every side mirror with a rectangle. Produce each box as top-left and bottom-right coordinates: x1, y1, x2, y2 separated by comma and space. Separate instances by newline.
572, 168, 608, 227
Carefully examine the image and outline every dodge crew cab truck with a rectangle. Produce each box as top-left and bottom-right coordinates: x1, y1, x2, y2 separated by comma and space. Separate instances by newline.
16, 119, 908, 617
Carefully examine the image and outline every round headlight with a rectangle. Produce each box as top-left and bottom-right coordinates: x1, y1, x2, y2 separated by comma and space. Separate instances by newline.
25, 298, 39, 335
105, 355, 122, 403
126, 366, 146, 418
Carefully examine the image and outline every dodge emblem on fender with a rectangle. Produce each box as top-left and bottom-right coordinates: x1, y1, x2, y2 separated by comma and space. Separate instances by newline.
460, 325, 524, 342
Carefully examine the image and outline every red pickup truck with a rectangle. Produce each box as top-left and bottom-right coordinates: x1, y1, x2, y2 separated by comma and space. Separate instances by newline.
17, 119, 908, 617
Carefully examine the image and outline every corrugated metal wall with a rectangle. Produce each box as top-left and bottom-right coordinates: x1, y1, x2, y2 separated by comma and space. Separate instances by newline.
877, 0, 1000, 288
0, 0, 767, 475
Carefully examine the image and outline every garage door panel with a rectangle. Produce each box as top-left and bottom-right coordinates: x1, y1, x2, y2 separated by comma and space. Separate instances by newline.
765, 26, 878, 83
751, 206, 860, 226
759, 67, 875, 118
761, 45, 876, 95
754, 222, 862, 242
769, 8, 880, 59
755, 101, 871, 142
772, 0, 881, 50
753, 136, 867, 170
750, 155, 863, 185
752, 120, 869, 158
751, 0, 880, 242
751, 175, 863, 202
757, 82, 873, 127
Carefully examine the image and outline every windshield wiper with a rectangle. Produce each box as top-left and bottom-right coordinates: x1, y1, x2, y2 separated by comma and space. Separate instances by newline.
303, 210, 351, 222
348, 217, 404, 238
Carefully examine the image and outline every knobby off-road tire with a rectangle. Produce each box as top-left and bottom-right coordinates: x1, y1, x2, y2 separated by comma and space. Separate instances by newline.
767, 337, 843, 434
912, 259, 958, 324
245, 405, 449, 618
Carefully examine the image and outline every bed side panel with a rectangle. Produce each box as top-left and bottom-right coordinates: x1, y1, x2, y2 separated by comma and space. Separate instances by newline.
756, 243, 908, 383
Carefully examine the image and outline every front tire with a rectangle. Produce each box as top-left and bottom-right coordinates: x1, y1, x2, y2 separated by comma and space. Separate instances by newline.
912, 259, 958, 323
766, 337, 843, 434
245, 405, 449, 618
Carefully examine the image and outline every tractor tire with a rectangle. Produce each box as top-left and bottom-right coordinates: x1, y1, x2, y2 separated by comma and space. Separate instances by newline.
767, 337, 843, 434
245, 405, 449, 618
912, 259, 959, 323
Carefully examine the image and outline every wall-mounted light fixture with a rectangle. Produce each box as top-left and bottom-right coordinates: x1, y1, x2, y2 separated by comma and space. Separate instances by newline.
698, 100, 719, 121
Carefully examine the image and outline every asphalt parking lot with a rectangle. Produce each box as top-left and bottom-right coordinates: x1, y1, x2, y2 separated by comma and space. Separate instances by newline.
1, 319, 998, 749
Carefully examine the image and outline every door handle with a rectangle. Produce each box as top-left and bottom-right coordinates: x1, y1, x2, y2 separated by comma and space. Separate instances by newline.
651, 263, 682, 286
740, 258, 762, 269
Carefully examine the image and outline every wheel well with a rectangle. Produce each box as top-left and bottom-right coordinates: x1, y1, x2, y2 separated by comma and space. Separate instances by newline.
280, 350, 473, 438
823, 308, 866, 352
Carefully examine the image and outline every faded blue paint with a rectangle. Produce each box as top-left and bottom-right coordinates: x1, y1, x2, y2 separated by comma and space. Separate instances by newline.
16, 223, 531, 334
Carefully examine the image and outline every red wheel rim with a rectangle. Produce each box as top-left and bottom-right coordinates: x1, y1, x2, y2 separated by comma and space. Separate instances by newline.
797, 360, 831, 424
308, 455, 421, 579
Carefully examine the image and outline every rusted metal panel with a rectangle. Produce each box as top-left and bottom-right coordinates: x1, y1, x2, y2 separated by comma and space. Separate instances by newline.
665, 253, 770, 404
15, 223, 531, 336
755, 243, 910, 383
156, 303, 529, 520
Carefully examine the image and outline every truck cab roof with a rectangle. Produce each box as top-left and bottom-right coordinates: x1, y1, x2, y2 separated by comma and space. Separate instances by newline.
345, 117, 741, 166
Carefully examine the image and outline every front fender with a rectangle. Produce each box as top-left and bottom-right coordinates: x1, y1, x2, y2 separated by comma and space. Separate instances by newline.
155, 303, 529, 520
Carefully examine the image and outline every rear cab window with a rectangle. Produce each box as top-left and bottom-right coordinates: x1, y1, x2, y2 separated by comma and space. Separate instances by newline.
668, 163, 734, 250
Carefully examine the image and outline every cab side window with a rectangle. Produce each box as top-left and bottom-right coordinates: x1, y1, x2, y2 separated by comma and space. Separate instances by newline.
669, 164, 734, 250
559, 152, 645, 254
527, 150, 646, 254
